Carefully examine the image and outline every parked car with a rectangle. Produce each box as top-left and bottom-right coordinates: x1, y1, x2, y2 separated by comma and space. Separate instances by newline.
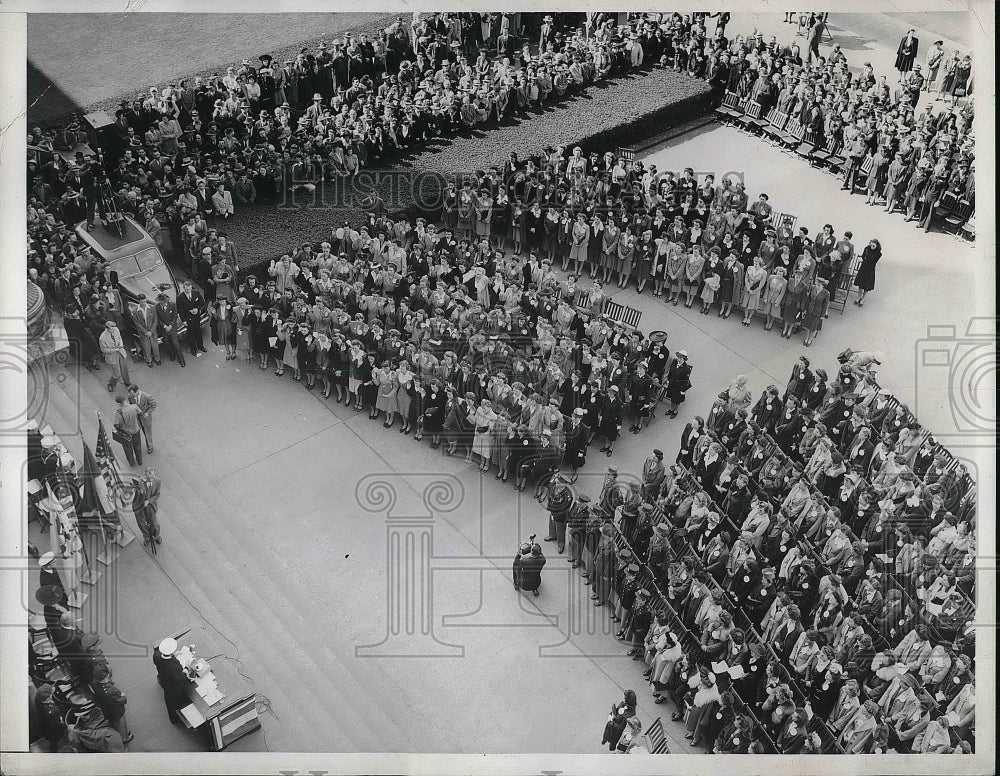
74, 216, 205, 341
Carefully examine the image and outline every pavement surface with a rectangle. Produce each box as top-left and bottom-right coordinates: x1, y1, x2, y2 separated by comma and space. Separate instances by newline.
26, 13, 395, 124
21, 11, 989, 757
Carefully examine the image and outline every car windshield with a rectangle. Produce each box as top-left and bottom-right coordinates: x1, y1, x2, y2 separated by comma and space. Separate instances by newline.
110, 247, 163, 277
134, 247, 164, 273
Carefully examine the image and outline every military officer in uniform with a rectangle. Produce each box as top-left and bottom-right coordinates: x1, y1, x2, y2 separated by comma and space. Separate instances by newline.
563, 407, 590, 480
542, 473, 573, 553
152, 638, 188, 724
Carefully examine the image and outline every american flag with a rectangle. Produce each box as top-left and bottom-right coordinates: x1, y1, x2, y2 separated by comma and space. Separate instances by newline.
79, 440, 120, 534
95, 416, 124, 499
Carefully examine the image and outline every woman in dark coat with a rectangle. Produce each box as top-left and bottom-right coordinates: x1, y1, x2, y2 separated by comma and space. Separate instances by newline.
596, 385, 624, 456
676, 415, 706, 469
358, 352, 377, 411
780, 267, 809, 339
853, 238, 881, 306
209, 297, 238, 360
252, 307, 276, 371
894, 30, 919, 75
602, 689, 638, 751
421, 379, 447, 448
298, 324, 318, 389
663, 352, 693, 417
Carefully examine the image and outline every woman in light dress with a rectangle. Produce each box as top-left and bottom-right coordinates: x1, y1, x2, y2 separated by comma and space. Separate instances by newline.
375, 361, 399, 427
395, 362, 416, 435
470, 399, 498, 471
741, 257, 768, 326
763, 266, 788, 331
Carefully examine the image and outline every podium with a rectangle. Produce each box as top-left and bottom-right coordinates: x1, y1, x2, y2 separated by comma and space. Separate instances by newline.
162, 625, 261, 750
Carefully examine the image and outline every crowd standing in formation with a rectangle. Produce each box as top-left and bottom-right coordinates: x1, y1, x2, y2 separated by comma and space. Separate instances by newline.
718, 21, 974, 232
574, 350, 975, 754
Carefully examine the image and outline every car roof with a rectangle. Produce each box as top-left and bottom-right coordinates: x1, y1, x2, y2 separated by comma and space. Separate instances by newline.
74, 217, 158, 261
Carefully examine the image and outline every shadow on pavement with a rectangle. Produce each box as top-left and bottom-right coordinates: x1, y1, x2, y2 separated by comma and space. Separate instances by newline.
28, 59, 82, 127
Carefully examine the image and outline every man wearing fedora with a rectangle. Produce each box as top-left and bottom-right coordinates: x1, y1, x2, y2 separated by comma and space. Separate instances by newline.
98, 320, 132, 392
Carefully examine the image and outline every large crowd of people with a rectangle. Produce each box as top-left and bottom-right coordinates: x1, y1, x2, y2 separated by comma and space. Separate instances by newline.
717, 20, 975, 232
574, 350, 976, 754
27, 10, 728, 234
23, 10, 980, 756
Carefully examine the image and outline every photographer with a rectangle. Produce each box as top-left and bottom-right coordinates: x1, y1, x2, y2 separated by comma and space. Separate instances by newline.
513, 539, 546, 597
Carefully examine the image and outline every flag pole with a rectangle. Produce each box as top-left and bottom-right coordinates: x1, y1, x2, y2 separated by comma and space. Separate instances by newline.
94, 409, 111, 549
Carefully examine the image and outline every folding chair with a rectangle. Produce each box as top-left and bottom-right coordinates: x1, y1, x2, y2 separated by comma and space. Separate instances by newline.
777, 117, 804, 148
642, 717, 671, 754
942, 199, 973, 234
795, 130, 818, 158
810, 137, 841, 169
715, 91, 742, 121
762, 109, 790, 143
732, 100, 761, 131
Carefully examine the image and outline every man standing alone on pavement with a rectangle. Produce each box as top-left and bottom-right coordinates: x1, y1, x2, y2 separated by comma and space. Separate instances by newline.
98, 321, 131, 392
128, 384, 157, 455
113, 394, 143, 466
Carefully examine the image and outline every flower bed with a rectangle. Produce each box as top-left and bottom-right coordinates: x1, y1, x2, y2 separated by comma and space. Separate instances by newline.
226, 66, 712, 276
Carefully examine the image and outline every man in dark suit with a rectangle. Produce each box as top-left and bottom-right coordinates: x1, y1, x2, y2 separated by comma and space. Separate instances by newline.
175, 280, 206, 356
128, 384, 157, 455
154, 292, 185, 366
